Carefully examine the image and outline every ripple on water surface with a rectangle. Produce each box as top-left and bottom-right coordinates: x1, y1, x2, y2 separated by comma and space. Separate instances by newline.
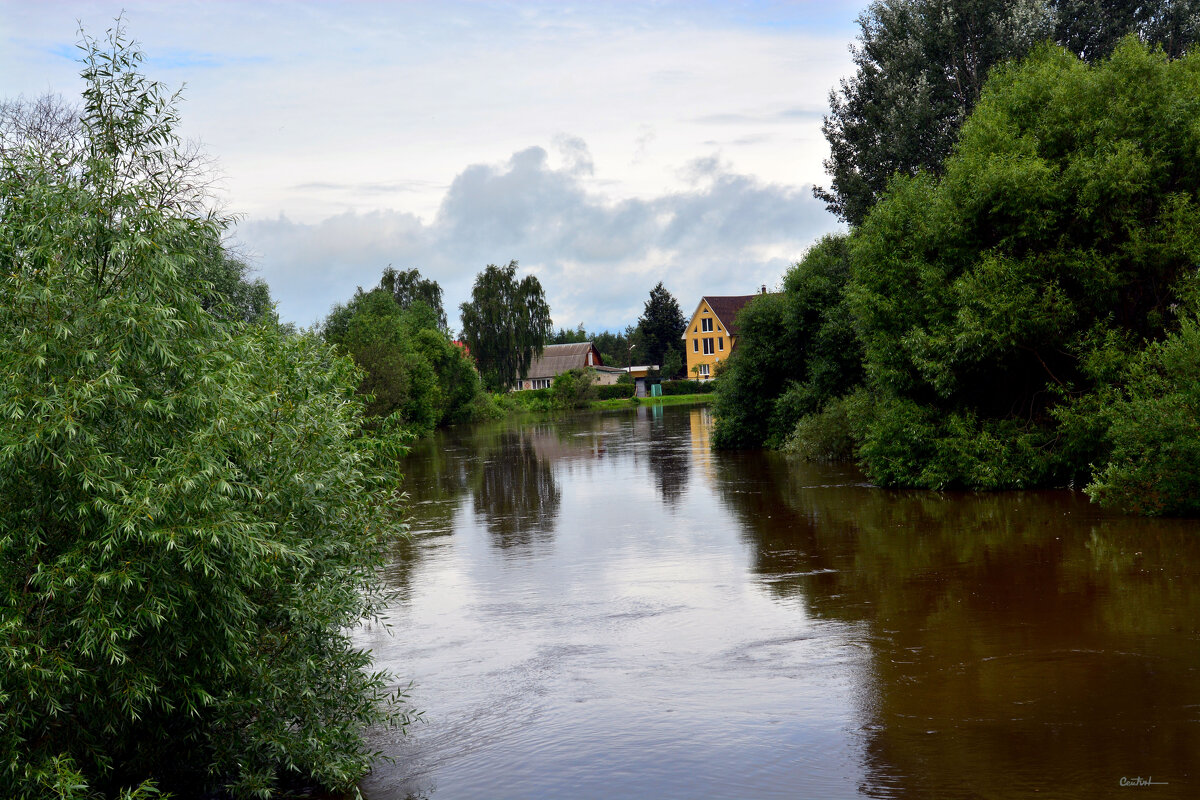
360, 407, 1200, 800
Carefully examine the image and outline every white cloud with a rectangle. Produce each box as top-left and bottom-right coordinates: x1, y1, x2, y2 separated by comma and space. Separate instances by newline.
236, 142, 843, 330
1, 0, 865, 329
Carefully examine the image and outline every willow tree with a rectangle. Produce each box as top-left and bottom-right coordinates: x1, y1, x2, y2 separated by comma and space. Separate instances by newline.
459, 260, 553, 391
0, 24, 411, 798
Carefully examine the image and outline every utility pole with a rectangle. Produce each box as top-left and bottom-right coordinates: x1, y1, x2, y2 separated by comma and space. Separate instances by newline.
628, 343, 637, 398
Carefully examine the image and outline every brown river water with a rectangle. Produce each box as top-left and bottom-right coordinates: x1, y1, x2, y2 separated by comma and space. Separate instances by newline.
357, 403, 1200, 800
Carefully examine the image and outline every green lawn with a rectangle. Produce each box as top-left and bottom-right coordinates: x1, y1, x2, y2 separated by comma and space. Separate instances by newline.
591, 393, 713, 410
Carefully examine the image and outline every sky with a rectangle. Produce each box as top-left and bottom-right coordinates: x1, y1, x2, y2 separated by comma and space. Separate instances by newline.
1, 1, 866, 332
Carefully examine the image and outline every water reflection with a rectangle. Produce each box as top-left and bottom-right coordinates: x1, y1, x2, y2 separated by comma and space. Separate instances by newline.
640, 406, 689, 507
714, 450, 1200, 798
364, 406, 1200, 800
474, 430, 561, 550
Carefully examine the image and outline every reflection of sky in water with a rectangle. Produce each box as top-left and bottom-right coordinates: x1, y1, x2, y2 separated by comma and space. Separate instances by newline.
361, 407, 871, 799
362, 406, 1200, 800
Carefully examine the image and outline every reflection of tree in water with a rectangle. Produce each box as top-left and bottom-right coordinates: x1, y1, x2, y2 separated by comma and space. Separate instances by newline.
474, 431, 560, 550
713, 451, 1200, 799
645, 408, 689, 506
381, 428, 480, 595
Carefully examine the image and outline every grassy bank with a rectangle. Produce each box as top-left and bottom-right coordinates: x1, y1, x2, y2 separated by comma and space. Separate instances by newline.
592, 394, 714, 411
489, 389, 713, 416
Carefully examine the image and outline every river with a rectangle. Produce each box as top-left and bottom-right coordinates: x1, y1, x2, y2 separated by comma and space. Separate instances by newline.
357, 403, 1200, 799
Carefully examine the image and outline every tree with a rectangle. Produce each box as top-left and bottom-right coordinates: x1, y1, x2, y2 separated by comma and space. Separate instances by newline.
816, 0, 1200, 226
323, 288, 487, 433
1, 91, 273, 327
848, 38, 1200, 490
712, 235, 863, 449
636, 282, 687, 373
459, 261, 553, 392
550, 323, 589, 344
325, 290, 442, 433
0, 24, 410, 798
1055, 0, 1200, 61
661, 348, 683, 380
1086, 314, 1200, 515
550, 367, 598, 409
379, 265, 448, 333
189, 233, 274, 323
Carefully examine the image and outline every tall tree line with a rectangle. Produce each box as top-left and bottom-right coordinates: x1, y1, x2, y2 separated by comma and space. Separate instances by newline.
818, 0, 1200, 225
717, 35, 1200, 517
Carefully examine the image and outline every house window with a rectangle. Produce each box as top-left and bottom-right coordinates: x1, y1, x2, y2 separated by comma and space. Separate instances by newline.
701, 317, 713, 332
699, 363, 710, 377
693, 338, 699, 353
530, 378, 551, 389
587, 351, 594, 366
703, 338, 714, 355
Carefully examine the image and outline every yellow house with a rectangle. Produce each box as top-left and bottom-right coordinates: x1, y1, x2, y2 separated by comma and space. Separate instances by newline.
682, 293, 761, 381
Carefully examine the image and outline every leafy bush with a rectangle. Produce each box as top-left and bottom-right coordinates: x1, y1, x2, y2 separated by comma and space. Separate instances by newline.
597, 383, 635, 400
1087, 316, 1200, 515
660, 380, 710, 396
848, 38, 1200, 490
0, 25, 411, 798
712, 235, 863, 449
324, 286, 489, 434
784, 395, 857, 462
492, 387, 554, 413
551, 368, 598, 409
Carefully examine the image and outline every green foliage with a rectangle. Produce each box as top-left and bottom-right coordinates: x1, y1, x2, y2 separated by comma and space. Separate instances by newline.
712, 235, 863, 449
325, 289, 441, 434
324, 282, 488, 434
550, 368, 598, 409
783, 395, 857, 462
661, 348, 683, 380
0, 24, 411, 798
597, 383, 635, 400
188, 234, 274, 325
493, 387, 554, 414
460, 261, 553, 392
1054, 0, 1200, 61
660, 380, 709, 396
379, 266, 448, 333
1087, 316, 1200, 515
817, 0, 1200, 225
549, 323, 590, 344
636, 282, 687, 374
849, 38, 1200, 490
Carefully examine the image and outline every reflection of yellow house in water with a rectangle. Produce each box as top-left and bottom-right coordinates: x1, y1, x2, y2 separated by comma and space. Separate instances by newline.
689, 406, 714, 481
682, 293, 762, 382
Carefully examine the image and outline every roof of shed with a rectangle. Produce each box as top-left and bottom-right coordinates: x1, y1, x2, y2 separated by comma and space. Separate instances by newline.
524, 342, 601, 379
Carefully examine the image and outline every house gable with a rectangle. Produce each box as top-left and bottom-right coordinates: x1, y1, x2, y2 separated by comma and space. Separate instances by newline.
681, 294, 759, 381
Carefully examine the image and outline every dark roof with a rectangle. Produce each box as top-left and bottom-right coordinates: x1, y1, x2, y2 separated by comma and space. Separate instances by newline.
703, 295, 758, 337
524, 342, 601, 379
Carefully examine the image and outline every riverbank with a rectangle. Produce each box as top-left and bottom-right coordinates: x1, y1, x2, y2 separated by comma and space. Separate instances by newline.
489, 389, 712, 416
591, 393, 713, 410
